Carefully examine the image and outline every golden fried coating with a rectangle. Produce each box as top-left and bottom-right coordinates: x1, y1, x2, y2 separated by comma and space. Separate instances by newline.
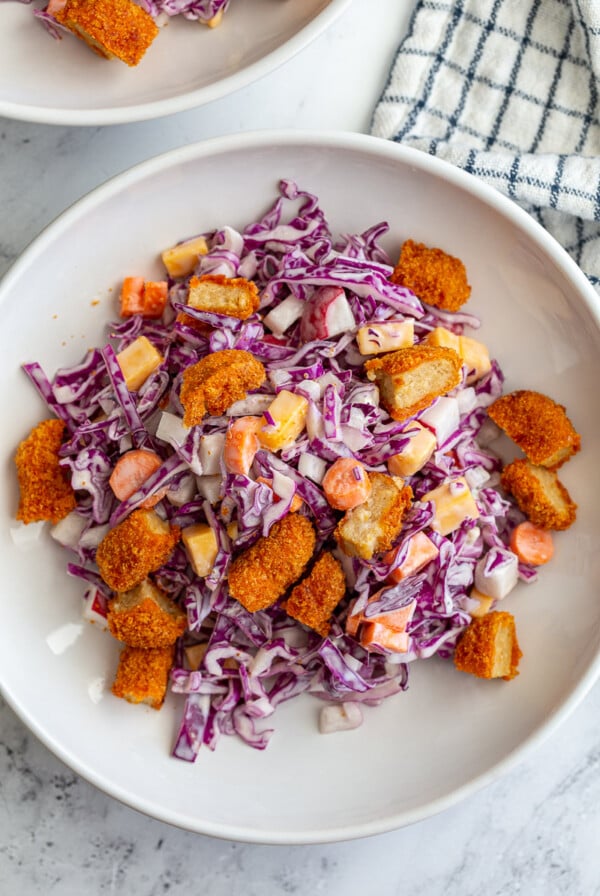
107, 578, 187, 648
56, 0, 158, 67
187, 274, 260, 321
335, 472, 413, 560
365, 344, 462, 421
112, 644, 174, 710
180, 349, 266, 427
454, 611, 522, 680
390, 239, 471, 311
500, 459, 577, 531
228, 513, 317, 613
488, 390, 580, 469
15, 419, 76, 525
96, 509, 181, 592
284, 552, 347, 637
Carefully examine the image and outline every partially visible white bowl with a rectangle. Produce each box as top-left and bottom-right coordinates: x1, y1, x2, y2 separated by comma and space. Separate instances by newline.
0, 0, 351, 125
1, 132, 599, 843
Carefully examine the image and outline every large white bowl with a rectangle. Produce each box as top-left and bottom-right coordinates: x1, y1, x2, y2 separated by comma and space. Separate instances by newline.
1, 132, 599, 844
0, 0, 351, 125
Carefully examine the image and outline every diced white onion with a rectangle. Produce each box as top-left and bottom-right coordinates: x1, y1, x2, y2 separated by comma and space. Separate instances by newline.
297, 452, 327, 484
226, 395, 272, 416
319, 702, 363, 734
262, 295, 305, 336
50, 512, 86, 548
156, 411, 190, 449
199, 432, 225, 475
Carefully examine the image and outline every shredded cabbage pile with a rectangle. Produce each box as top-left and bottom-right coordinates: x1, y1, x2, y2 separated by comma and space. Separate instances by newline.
25, 180, 535, 761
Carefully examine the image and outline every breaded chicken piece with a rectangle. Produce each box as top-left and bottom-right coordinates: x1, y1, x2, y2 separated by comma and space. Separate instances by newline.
112, 644, 174, 710
180, 349, 266, 427
228, 513, 316, 613
488, 390, 580, 469
107, 578, 187, 648
96, 508, 181, 592
500, 459, 577, 531
187, 274, 260, 321
454, 611, 522, 680
284, 552, 347, 637
390, 239, 471, 311
15, 419, 76, 524
335, 472, 413, 560
365, 344, 462, 421
56, 0, 158, 66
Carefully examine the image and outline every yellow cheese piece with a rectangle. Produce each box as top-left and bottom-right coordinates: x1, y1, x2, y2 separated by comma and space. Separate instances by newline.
387, 422, 436, 477
459, 335, 492, 383
161, 235, 208, 279
356, 320, 414, 355
424, 326, 460, 353
182, 523, 218, 578
468, 588, 494, 617
116, 336, 163, 392
257, 390, 309, 452
422, 476, 480, 536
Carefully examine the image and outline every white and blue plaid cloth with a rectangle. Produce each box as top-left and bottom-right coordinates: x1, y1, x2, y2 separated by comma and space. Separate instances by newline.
371, 0, 600, 290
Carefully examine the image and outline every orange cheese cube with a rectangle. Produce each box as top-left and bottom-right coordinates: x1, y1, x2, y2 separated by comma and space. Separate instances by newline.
162, 235, 209, 279
387, 422, 437, 477
385, 531, 439, 584
257, 390, 309, 452
182, 523, 218, 577
422, 476, 480, 536
116, 336, 163, 392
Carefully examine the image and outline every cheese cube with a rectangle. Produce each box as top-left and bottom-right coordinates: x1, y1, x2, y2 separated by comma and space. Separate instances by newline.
424, 326, 460, 353
361, 622, 410, 653
468, 589, 494, 618
116, 336, 163, 392
161, 235, 208, 279
182, 523, 218, 577
387, 422, 436, 477
356, 320, 414, 355
459, 335, 492, 383
385, 531, 439, 584
422, 476, 480, 536
257, 390, 309, 451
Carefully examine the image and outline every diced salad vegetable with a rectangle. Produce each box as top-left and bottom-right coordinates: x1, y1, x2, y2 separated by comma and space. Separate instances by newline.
15, 179, 580, 762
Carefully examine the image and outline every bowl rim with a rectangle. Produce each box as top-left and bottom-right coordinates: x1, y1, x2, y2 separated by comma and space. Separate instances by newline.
1, 129, 600, 844
0, 0, 352, 126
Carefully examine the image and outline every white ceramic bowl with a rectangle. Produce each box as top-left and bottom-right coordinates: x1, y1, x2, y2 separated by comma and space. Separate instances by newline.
1, 132, 599, 844
0, 0, 351, 125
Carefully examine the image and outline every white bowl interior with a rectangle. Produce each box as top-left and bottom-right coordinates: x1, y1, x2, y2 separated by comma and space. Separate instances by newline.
1, 134, 599, 842
0, 0, 347, 124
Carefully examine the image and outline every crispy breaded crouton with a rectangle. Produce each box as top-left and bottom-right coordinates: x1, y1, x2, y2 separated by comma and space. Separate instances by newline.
55, 0, 158, 67
107, 578, 187, 648
187, 274, 260, 321
488, 390, 580, 469
365, 344, 462, 421
228, 513, 316, 613
390, 239, 471, 311
284, 552, 347, 636
454, 611, 522, 680
335, 472, 413, 560
180, 349, 266, 427
96, 509, 181, 592
500, 460, 577, 531
15, 419, 76, 524
112, 644, 174, 710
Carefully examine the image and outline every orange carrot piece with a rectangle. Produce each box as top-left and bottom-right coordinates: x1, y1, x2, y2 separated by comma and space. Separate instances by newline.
384, 531, 439, 584
360, 622, 409, 653
322, 457, 371, 510
223, 417, 262, 476
109, 449, 165, 508
142, 281, 169, 318
120, 277, 145, 317
509, 521, 555, 566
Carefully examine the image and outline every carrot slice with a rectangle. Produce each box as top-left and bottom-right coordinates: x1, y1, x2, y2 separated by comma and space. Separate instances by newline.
322, 457, 371, 510
223, 417, 262, 476
109, 449, 165, 508
509, 521, 554, 566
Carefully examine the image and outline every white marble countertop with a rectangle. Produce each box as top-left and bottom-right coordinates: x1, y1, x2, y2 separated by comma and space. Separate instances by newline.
1, 1, 599, 892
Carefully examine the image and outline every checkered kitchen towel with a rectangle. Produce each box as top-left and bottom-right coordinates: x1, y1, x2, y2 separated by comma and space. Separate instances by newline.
371, 0, 600, 290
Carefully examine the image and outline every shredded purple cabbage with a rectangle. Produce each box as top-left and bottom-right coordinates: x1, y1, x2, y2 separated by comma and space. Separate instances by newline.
23, 178, 538, 763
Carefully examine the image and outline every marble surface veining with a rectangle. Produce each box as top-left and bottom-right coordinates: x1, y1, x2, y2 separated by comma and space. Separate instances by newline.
1, 1, 600, 893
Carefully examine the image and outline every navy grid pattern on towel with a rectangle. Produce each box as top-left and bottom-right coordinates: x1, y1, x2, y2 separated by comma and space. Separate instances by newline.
371, 0, 600, 290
